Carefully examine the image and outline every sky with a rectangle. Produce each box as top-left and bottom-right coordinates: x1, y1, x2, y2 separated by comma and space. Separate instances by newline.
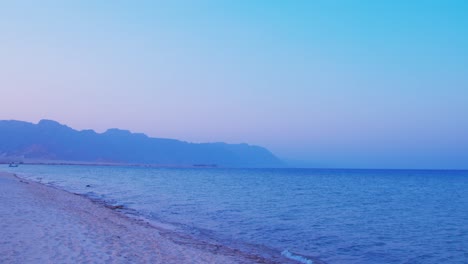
1, 0, 467, 169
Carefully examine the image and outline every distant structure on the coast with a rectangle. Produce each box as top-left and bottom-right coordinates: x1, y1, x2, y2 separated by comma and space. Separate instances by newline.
0, 119, 283, 168
8, 162, 20, 167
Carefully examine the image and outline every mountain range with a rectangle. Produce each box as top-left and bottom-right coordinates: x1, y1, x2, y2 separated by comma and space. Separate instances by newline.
0, 119, 282, 167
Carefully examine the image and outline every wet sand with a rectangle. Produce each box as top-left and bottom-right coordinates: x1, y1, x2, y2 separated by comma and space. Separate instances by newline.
0, 172, 288, 264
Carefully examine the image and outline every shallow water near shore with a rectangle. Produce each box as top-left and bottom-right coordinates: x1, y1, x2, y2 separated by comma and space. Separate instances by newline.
5, 165, 468, 263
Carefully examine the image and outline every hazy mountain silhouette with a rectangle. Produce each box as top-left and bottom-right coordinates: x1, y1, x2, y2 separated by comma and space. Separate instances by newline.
0, 119, 282, 167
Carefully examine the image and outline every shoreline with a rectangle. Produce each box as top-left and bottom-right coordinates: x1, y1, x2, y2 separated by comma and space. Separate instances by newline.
0, 160, 219, 169
0, 171, 296, 264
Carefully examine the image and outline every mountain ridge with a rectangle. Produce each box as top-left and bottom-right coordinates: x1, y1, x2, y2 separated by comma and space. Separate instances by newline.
0, 119, 283, 168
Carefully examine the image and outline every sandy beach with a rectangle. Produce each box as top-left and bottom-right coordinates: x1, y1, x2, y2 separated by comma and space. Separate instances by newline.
0, 172, 286, 264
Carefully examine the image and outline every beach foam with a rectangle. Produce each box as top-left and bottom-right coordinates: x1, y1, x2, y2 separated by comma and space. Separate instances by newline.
281, 250, 314, 264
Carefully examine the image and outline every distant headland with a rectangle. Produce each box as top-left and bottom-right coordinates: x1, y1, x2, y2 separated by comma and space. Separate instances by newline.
0, 119, 283, 168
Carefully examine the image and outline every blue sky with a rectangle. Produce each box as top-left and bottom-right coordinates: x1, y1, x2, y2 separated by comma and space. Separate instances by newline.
1, 1, 467, 169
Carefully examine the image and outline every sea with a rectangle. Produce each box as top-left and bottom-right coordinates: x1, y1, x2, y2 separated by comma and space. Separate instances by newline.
4, 165, 468, 264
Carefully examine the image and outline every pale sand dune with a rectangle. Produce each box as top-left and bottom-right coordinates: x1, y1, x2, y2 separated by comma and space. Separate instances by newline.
0, 172, 286, 264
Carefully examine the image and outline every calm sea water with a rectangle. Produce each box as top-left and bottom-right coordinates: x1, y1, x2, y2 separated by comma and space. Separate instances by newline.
5, 165, 468, 263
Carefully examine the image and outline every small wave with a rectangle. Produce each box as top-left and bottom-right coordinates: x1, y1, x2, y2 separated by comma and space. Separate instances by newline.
281, 250, 314, 264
